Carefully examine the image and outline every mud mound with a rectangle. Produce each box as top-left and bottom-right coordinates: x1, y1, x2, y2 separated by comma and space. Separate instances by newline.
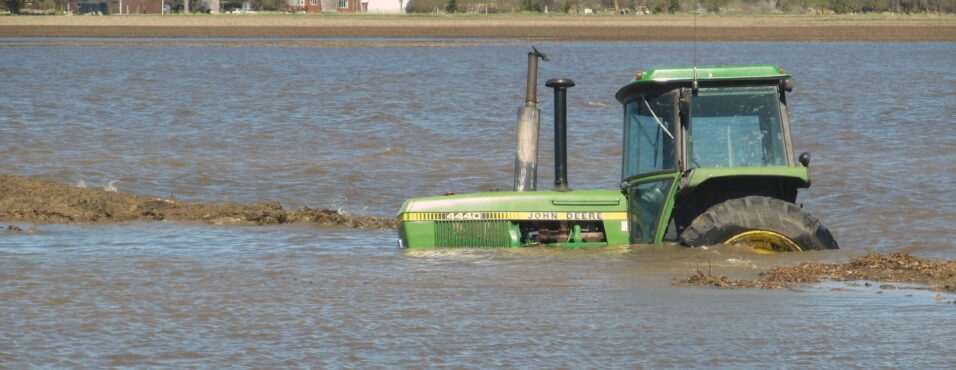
677, 268, 789, 290
0, 174, 395, 229
676, 252, 956, 292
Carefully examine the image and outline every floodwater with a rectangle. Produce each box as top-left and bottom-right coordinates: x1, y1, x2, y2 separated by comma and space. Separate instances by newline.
1, 39, 955, 367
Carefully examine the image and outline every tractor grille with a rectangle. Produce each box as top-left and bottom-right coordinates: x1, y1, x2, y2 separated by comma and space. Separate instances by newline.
434, 221, 516, 248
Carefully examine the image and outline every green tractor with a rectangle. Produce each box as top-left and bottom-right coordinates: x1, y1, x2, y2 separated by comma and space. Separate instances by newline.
397, 59, 837, 252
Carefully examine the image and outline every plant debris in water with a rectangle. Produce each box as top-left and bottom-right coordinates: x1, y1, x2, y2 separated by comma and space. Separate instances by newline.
0, 174, 395, 229
675, 252, 956, 292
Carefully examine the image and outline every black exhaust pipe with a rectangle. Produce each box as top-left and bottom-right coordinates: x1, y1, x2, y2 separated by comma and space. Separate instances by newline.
546, 78, 575, 192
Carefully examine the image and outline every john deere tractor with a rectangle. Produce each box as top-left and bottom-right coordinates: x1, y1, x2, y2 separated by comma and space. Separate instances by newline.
397, 59, 837, 252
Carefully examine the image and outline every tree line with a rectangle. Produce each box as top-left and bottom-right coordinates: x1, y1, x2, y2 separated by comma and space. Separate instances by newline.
3, 0, 954, 13
1, 0, 294, 13
413, 0, 956, 13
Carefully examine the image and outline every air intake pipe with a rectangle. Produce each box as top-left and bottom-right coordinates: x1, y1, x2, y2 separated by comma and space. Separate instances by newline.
546, 78, 574, 192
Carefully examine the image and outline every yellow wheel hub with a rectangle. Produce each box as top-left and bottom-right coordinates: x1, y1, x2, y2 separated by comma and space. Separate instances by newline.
724, 230, 803, 253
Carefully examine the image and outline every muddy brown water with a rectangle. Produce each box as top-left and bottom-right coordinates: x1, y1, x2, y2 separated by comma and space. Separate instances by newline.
1, 39, 955, 367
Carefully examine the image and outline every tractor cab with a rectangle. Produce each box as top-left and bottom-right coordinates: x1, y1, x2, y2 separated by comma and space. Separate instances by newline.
615, 65, 822, 247
618, 65, 795, 177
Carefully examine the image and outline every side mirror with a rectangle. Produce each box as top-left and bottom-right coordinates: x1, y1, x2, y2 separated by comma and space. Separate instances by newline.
781, 78, 795, 92
798, 152, 811, 167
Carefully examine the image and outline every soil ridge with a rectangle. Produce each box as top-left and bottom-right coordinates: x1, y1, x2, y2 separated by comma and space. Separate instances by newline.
0, 174, 396, 229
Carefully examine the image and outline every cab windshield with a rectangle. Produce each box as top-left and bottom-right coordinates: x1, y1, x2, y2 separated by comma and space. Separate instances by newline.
623, 93, 676, 179
687, 86, 788, 168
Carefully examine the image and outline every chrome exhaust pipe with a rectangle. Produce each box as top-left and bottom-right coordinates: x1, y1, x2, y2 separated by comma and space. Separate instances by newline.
513, 47, 548, 192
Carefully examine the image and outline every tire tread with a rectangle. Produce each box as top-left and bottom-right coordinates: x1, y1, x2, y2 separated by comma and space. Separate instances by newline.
678, 196, 838, 250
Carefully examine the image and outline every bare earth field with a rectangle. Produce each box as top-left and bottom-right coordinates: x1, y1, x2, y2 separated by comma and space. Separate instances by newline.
1, 14, 954, 41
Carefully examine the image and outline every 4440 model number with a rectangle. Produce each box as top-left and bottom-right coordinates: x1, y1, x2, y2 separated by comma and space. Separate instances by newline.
445, 212, 483, 220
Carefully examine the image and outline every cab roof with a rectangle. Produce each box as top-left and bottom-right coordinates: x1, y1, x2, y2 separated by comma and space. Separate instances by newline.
615, 64, 790, 102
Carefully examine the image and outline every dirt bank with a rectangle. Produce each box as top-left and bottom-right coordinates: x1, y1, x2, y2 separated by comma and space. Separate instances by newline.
0, 174, 396, 229
676, 252, 956, 292
1, 14, 954, 41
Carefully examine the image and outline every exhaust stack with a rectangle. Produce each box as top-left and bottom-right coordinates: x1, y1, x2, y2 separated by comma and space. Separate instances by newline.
513, 47, 549, 192
546, 78, 575, 192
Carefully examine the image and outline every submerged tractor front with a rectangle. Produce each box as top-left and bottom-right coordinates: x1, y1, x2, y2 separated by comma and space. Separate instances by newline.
398, 56, 837, 252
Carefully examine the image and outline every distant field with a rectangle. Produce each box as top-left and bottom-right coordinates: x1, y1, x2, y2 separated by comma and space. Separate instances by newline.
1, 13, 954, 41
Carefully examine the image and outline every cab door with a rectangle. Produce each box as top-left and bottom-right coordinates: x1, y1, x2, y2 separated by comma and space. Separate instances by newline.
622, 92, 681, 243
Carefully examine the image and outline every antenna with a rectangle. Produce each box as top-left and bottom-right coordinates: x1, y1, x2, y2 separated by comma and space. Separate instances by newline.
692, 0, 699, 92
693, 1, 698, 67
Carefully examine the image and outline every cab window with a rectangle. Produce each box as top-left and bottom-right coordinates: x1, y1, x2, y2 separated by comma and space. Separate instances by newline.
687, 86, 788, 168
623, 94, 676, 179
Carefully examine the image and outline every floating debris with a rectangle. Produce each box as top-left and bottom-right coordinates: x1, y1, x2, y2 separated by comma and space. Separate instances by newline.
676, 252, 956, 292
104, 179, 120, 192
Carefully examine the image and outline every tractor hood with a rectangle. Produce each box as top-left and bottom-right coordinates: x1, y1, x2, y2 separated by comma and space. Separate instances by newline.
398, 190, 627, 222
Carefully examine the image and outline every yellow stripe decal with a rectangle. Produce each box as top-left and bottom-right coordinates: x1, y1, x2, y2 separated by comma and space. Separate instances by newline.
400, 211, 627, 222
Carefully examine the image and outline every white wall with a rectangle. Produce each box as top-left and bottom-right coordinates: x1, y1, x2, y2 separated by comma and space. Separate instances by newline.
364, 0, 407, 13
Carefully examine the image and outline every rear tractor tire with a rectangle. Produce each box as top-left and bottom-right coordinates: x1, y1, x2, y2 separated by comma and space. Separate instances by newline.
679, 196, 838, 252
